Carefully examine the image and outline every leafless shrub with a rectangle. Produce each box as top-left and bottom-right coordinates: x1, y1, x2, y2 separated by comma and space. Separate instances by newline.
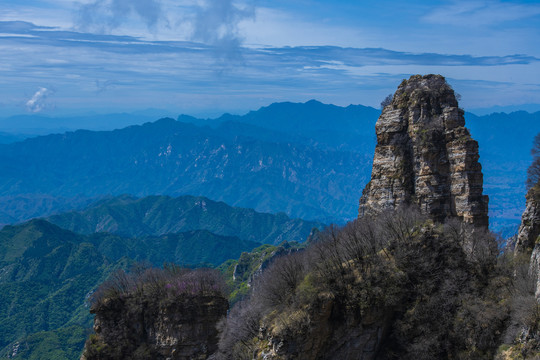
215, 207, 513, 359
376, 206, 426, 246
90, 264, 227, 308
381, 93, 393, 108
254, 251, 307, 308
527, 133, 540, 190
212, 299, 263, 360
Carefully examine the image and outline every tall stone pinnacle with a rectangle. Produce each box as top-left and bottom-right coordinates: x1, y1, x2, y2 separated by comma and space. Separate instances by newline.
359, 74, 489, 227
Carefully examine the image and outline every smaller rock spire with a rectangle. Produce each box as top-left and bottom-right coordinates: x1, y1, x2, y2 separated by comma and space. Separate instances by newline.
359, 74, 489, 227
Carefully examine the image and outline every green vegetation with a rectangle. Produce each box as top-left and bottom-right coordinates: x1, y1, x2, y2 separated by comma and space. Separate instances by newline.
48, 194, 322, 245
217, 242, 304, 305
0, 220, 118, 355
214, 209, 512, 359
88, 230, 259, 267
0, 326, 88, 360
0, 219, 261, 359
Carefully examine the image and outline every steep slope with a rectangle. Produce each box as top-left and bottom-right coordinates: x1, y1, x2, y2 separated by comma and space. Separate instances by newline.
48, 195, 322, 245
213, 211, 506, 360
0, 219, 117, 355
89, 230, 259, 267
0, 118, 369, 223
81, 267, 229, 360
0, 219, 259, 359
211, 77, 505, 360
515, 186, 540, 257
360, 75, 488, 227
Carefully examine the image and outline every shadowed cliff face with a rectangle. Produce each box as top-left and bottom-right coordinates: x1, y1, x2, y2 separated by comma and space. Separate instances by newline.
83, 295, 228, 360
359, 74, 489, 228
81, 268, 228, 360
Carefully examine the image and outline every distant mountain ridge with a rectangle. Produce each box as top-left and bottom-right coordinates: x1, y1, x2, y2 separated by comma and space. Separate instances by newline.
179, 100, 379, 153
47, 194, 322, 245
465, 110, 540, 235
0, 100, 537, 232
0, 111, 372, 223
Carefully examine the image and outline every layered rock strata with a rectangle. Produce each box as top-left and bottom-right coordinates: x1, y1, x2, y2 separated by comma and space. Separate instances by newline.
81, 294, 228, 360
515, 187, 540, 256
359, 74, 488, 227
515, 186, 540, 298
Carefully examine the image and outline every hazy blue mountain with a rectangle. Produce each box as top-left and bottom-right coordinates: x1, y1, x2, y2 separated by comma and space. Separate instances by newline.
48, 194, 322, 245
0, 116, 371, 223
0, 131, 28, 144
0, 194, 98, 226
179, 99, 380, 153
181, 101, 540, 235
0, 101, 537, 234
0, 112, 169, 135
465, 111, 540, 236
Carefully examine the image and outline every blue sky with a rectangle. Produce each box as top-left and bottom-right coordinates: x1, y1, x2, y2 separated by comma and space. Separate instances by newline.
1, 0, 539, 117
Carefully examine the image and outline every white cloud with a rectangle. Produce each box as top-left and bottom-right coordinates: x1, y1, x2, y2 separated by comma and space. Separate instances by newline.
422, 0, 540, 26
26, 87, 52, 113
190, 0, 255, 60
76, 0, 165, 33
239, 7, 365, 48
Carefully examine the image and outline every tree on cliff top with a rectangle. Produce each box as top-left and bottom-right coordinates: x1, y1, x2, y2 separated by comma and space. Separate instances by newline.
527, 133, 540, 190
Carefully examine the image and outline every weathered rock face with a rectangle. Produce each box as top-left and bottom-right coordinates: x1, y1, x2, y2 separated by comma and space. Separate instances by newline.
515, 188, 540, 256
254, 299, 391, 360
359, 74, 489, 227
81, 294, 228, 360
514, 187, 540, 298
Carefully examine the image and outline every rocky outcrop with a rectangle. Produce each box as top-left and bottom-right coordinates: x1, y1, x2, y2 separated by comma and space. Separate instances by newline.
514, 186, 540, 300
359, 74, 488, 227
81, 294, 228, 360
515, 188, 540, 256
254, 300, 391, 360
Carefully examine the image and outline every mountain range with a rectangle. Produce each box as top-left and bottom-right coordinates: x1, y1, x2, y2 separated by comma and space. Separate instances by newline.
0, 104, 375, 224
0, 99, 539, 359
46, 194, 321, 245
0, 193, 320, 359
0, 100, 538, 232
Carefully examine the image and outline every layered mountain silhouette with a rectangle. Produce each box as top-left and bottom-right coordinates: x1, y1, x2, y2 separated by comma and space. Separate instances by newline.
47, 194, 321, 245
0, 101, 537, 232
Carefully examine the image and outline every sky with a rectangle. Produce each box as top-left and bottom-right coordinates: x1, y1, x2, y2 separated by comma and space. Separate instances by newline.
1, 0, 539, 118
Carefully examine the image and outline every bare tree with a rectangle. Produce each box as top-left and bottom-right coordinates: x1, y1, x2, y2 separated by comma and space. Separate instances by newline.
527, 133, 540, 190
381, 94, 393, 109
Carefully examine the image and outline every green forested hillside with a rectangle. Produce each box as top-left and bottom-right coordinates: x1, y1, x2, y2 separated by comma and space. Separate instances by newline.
0, 220, 119, 358
0, 219, 262, 359
88, 230, 259, 267
48, 195, 322, 245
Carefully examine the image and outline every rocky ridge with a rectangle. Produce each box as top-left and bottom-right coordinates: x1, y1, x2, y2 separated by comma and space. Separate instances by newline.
515, 187, 540, 257
359, 74, 489, 227
515, 185, 540, 302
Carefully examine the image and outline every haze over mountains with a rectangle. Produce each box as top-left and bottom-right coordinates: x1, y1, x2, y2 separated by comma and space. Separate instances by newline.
0, 96, 538, 359
0, 100, 537, 234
